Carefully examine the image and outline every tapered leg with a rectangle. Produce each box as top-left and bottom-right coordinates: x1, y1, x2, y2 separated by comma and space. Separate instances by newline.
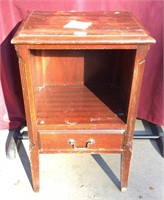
30, 143, 40, 192
120, 148, 132, 192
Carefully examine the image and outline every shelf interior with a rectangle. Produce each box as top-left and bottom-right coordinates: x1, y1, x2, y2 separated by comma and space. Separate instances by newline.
35, 84, 126, 130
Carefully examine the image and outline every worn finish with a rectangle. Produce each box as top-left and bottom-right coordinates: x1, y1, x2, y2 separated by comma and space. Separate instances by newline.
12, 11, 155, 45
11, 11, 155, 192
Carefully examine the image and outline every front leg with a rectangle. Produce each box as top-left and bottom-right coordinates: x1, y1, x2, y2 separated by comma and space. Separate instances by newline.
30, 141, 40, 192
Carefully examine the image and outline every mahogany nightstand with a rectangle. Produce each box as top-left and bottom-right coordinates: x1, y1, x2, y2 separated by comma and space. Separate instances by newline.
11, 11, 155, 192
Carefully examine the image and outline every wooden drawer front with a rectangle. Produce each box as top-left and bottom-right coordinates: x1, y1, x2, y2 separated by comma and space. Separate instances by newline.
38, 130, 124, 152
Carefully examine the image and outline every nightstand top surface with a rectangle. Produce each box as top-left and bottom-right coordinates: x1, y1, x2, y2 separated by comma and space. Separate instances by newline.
12, 11, 155, 45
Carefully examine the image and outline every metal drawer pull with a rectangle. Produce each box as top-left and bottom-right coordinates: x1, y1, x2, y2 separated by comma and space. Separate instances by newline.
68, 138, 95, 150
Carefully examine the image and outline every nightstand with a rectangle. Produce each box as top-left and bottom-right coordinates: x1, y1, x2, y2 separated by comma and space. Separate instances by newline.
11, 11, 155, 192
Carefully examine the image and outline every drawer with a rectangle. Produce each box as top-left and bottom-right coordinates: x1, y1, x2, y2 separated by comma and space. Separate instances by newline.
38, 130, 124, 152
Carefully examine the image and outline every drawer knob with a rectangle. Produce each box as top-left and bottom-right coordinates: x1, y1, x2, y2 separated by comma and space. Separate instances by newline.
68, 138, 95, 150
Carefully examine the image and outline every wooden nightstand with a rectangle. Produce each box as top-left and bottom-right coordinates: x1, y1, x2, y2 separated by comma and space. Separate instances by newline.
11, 11, 155, 192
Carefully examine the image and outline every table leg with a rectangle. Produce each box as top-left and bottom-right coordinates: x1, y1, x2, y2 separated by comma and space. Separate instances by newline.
30, 143, 40, 192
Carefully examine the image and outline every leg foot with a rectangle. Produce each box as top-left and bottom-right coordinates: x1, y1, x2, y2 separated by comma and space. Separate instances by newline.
121, 187, 127, 192
121, 148, 132, 192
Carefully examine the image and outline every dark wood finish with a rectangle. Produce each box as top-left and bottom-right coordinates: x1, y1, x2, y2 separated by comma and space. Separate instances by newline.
11, 11, 155, 192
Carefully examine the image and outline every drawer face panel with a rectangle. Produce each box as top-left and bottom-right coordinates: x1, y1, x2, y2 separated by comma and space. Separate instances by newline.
38, 130, 124, 152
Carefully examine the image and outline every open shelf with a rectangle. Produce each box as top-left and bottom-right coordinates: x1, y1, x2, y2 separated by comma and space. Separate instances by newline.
30, 49, 136, 131
35, 84, 126, 130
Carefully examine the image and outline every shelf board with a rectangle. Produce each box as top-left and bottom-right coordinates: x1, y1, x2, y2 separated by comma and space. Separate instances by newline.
35, 85, 126, 130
